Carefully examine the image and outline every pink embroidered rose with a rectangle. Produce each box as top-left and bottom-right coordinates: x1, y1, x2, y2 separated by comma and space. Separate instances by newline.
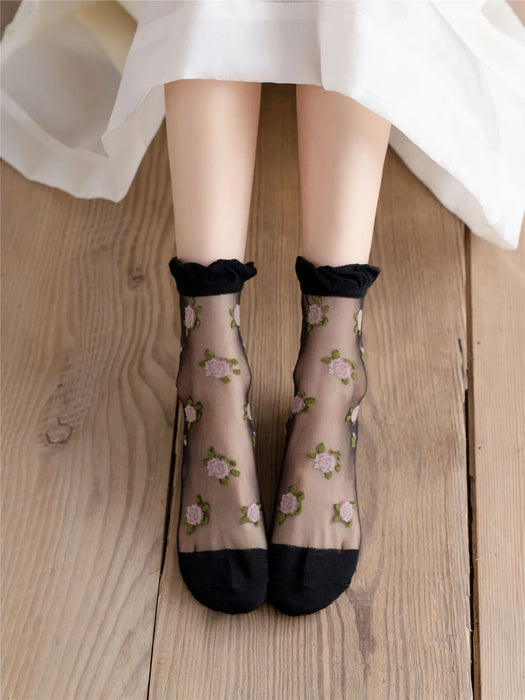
291, 395, 306, 414
184, 305, 196, 329
234, 304, 241, 327
356, 309, 363, 333
280, 491, 298, 515
339, 500, 354, 523
307, 303, 324, 325
247, 503, 260, 524
185, 404, 197, 423
329, 357, 352, 380
313, 452, 337, 474
350, 405, 360, 423
205, 358, 231, 379
206, 457, 230, 480
186, 503, 203, 526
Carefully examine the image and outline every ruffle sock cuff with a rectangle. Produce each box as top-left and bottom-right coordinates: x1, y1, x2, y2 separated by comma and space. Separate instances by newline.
168, 256, 257, 296
295, 255, 380, 298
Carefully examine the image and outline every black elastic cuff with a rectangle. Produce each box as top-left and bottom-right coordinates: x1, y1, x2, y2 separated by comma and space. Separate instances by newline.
168, 257, 257, 296
295, 256, 380, 298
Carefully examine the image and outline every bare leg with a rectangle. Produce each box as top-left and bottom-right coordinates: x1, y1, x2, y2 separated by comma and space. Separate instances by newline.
296, 84, 391, 265
164, 79, 262, 264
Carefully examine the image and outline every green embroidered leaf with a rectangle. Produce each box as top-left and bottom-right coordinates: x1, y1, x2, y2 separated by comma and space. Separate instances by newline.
241, 506, 248, 514
334, 504, 341, 512
229, 309, 234, 317
198, 360, 205, 367
332, 450, 341, 457
187, 397, 193, 405
317, 442, 325, 452
195, 306, 202, 313
202, 515, 209, 525
307, 323, 313, 333
220, 477, 229, 485
321, 357, 331, 363
189, 298, 195, 306
196, 402, 202, 410
231, 358, 238, 364
202, 459, 207, 466
255, 521, 260, 527
233, 369, 241, 375
278, 512, 286, 524
252, 435, 256, 446
333, 515, 341, 523
230, 469, 240, 477
228, 459, 236, 466
194, 320, 200, 328
343, 378, 350, 385
297, 390, 305, 397
187, 525, 194, 534
322, 305, 329, 313
332, 349, 340, 358
335, 465, 341, 472
221, 377, 231, 383
325, 473, 332, 479
205, 349, 213, 360
295, 507, 302, 514
314, 296, 321, 304
349, 360, 356, 368
303, 407, 311, 414
305, 397, 315, 404
351, 435, 356, 448
347, 520, 353, 528
351, 372, 357, 380
185, 328, 189, 337
321, 318, 328, 325
202, 503, 209, 511
186, 422, 191, 430
289, 485, 297, 493
195, 495, 201, 504
297, 492, 305, 501
240, 516, 249, 524
306, 453, 316, 459
207, 448, 214, 459
231, 320, 236, 328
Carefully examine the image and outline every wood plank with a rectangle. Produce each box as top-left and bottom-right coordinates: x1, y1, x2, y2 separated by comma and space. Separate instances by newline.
1, 124, 176, 696
469, 224, 525, 699
150, 83, 472, 698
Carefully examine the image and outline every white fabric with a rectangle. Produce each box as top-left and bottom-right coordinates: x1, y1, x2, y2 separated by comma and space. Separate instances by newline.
1, 0, 524, 250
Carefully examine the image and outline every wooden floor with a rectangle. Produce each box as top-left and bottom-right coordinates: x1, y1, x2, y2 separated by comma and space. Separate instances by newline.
2, 52, 524, 700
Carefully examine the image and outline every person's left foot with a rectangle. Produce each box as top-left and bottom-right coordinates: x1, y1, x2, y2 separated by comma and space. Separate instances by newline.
267, 256, 380, 616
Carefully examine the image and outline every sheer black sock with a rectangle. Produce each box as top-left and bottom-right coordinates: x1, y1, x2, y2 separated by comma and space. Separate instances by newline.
168, 257, 268, 614
267, 255, 380, 616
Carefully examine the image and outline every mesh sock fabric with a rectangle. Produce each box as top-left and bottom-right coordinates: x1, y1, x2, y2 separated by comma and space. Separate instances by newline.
168, 257, 268, 614
267, 255, 381, 616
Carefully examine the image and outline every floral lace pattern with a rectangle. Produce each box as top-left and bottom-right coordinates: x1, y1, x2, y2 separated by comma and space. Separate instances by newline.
306, 296, 330, 332
229, 303, 241, 328
307, 442, 341, 479
277, 485, 305, 524
184, 494, 209, 534
345, 404, 360, 424
202, 446, 240, 485
240, 502, 262, 526
333, 500, 356, 527
321, 349, 357, 385
289, 390, 316, 420
184, 298, 202, 336
199, 348, 241, 383
184, 397, 202, 429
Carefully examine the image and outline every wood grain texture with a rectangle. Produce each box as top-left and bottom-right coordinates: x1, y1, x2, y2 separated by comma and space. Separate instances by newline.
1, 125, 176, 697
469, 227, 525, 699
149, 83, 472, 699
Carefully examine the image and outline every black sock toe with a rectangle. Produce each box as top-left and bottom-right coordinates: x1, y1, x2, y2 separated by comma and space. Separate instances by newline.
268, 544, 359, 616
178, 548, 268, 614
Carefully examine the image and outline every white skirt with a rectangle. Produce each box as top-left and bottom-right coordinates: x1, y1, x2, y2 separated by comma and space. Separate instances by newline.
1, 0, 524, 250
